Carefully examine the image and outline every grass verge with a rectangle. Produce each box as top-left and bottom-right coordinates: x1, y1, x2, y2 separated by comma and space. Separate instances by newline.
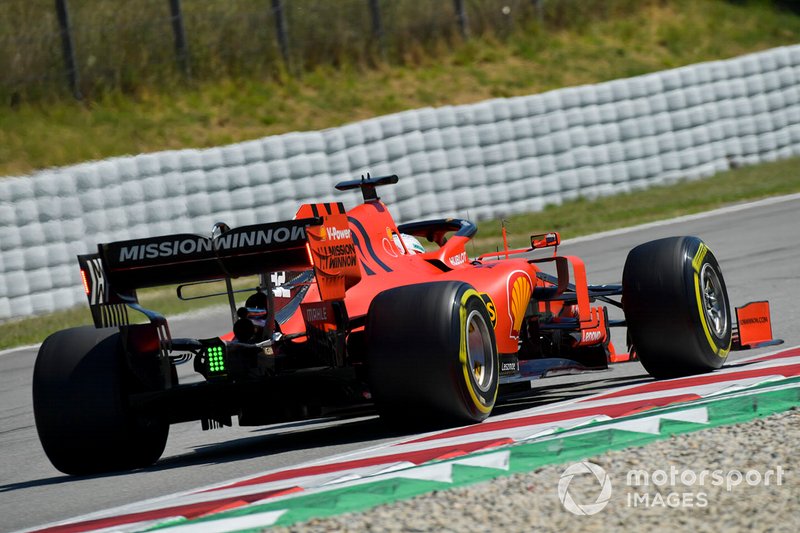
2, 0, 799, 176
2, 156, 798, 351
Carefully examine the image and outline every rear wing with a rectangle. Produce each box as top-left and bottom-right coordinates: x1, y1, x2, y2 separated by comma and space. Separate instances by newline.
90, 218, 317, 290
78, 204, 360, 329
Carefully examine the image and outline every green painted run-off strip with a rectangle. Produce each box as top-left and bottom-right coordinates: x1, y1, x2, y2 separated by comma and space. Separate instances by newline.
147, 378, 800, 531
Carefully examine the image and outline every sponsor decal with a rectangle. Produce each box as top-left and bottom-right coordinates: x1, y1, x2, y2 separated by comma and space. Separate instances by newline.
480, 293, 497, 327
308, 215, 361, 300
449, 252, 468, 266
305, 306, 328, 322
318, 243, 358, 270
740, 316, 768, 325
314, 221, 357, 271
118, 225, 306, 263
508, 272, 533, 338
501, 362, 518, 372
271, 271, 291, 298
691, 242, 708, 272
382, 237, 399, 258
325, 226, 352, 241
582, 330, 604, 343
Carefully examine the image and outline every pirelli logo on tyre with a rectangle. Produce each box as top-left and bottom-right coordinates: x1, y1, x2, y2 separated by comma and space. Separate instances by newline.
692, 242, 708, 272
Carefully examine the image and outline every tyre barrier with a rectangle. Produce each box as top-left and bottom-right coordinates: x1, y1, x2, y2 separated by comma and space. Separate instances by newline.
1, 45, 799, 320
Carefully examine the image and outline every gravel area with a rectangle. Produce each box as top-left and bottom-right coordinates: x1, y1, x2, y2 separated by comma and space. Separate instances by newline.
275, 407, 799, 532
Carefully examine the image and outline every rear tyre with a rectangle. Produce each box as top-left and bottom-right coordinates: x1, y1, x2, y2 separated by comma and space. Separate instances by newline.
366, 281, 498, 427
622, 236, 731, 379
33, 326, 169, 475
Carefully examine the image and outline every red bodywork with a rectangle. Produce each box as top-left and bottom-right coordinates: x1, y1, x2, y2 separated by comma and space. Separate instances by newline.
281, 197, 617, 361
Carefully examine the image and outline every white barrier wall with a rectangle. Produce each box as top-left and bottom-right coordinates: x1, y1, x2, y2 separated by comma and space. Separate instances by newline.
1, 45, 799, 320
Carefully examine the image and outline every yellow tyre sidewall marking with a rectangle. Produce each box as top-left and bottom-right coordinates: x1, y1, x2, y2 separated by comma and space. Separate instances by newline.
459, 289, 497, 414
692, 244, 731, 358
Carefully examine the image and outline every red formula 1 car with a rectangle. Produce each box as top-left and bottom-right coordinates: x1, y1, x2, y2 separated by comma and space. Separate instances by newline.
33, 175, 781, 475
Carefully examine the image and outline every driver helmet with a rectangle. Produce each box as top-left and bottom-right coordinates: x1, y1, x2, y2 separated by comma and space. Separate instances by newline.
393, 233, 425, 254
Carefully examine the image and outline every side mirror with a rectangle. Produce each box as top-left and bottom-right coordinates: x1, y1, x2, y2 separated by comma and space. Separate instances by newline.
530, 232, 561, 249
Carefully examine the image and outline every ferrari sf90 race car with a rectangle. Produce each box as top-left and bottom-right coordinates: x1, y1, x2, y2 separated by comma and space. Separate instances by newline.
32, 175, 781, 475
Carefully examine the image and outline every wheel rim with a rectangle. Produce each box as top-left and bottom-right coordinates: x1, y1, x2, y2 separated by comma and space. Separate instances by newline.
466, 310, 495, 392
700, 263, 728, 339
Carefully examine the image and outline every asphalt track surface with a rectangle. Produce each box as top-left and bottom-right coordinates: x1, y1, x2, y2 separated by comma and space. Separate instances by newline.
1, 194, 798, 532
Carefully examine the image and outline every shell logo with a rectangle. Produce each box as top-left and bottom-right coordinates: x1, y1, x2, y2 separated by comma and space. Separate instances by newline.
509, 273, 532, 337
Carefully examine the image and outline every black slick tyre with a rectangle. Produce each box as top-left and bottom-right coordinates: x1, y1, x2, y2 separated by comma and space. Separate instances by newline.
33, 326, 169, 475
366, 281, 498, 426
622, 236, 732, 379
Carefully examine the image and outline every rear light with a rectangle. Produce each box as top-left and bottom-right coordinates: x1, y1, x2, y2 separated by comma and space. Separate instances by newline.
306, 242, 314, 266
80, 269, 90, 295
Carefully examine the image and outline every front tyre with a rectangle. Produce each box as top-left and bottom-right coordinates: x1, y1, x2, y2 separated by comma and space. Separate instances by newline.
33, 326, 169, 475
366, 281, 498, 426
622, 236, 731, 379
